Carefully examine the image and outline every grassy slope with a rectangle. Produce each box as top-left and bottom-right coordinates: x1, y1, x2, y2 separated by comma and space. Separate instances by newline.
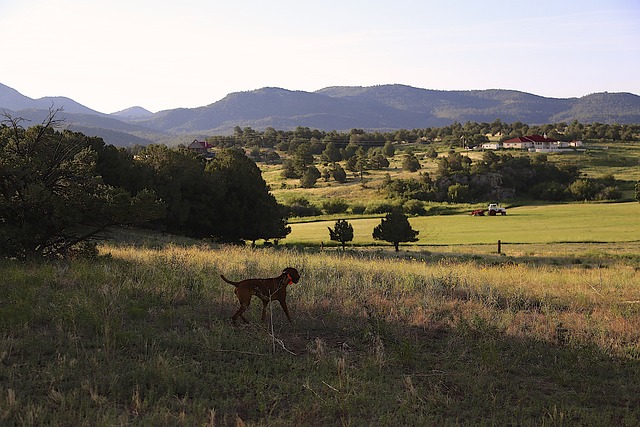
1, 244, 639, 425
268, 140, 640, 206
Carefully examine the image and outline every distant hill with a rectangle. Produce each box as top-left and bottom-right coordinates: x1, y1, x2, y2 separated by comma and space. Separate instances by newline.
0, 83, 106, 116
136, 87, 429, 134
0, 83, 165, 146
134, 85, 640, 134
112, 106, 154, 119
316, 86, 575, 125
2, 82, 639, 145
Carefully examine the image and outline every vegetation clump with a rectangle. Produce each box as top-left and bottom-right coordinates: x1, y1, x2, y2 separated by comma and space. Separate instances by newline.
372, 209, 420, 251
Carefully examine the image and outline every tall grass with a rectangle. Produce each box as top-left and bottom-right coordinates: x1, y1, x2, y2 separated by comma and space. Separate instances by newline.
1, 243, 639, 425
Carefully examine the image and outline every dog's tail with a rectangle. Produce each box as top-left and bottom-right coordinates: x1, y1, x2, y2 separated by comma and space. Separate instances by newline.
220, 274, 238, 287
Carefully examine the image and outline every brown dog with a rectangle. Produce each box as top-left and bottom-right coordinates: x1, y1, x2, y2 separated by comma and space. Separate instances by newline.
221, 267, 300, 324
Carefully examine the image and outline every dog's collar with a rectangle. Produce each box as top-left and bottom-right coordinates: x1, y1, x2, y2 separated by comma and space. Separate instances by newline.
286, 273, 293, 285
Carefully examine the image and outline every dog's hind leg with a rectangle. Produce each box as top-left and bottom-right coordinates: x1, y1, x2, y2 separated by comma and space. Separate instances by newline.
232, 304, 250, 324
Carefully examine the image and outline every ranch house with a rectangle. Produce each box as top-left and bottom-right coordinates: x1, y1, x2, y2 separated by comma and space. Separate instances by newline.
188, 139, 213, 155
503, 134, 559, 150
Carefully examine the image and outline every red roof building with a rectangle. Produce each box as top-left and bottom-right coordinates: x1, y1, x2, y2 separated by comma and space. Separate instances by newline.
187, 139, 212, 154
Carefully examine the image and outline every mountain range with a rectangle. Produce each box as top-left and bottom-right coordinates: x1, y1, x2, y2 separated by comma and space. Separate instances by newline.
2, 82, 639, 146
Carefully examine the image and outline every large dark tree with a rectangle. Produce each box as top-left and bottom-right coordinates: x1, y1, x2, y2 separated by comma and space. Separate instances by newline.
372, 209, 419, 252
136, 144, 218, 237
0, 112, 164, 259
206, 149, 290, 243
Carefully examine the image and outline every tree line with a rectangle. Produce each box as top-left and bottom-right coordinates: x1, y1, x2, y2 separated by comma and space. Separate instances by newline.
383, 151, 622, 204
0, 112, 289, 259
206, 120, 639, 151
201, 121, 632, 204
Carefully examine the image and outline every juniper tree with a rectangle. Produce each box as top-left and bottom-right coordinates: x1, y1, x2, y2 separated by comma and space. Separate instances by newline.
372, 209, 419, 252
328, 219, 354, 251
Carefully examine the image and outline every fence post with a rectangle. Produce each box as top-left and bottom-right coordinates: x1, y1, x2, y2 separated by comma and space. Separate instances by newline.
497, 240, 502, 254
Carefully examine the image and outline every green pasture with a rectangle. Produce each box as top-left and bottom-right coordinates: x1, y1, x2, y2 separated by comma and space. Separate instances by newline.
283, 202, 640, 246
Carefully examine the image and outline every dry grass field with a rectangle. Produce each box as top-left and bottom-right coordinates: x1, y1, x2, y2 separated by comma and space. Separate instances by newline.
1, 239, 639, 425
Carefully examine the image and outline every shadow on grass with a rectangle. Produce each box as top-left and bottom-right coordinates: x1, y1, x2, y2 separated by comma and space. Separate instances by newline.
269, 303, 640, 426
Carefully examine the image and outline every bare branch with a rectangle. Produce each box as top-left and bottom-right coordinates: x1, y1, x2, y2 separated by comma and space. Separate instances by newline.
1, 110, 29, 141
33, 105, 66, 143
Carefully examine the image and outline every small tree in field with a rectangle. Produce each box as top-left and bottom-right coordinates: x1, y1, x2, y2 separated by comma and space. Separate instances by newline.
300, 166, 321, 188
636, 181, 640, 203
402, 153, 421, 172
328, 219, 354, 251
372, 209, 419, 252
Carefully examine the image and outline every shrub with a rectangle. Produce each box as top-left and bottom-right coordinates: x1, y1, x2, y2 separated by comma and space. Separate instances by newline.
330, 163, 347, 183
402, 200, 426, 216
568, 179, 600, 201
300, 166, 321, 188
402, 153, 421, 172
424, 146, 438, 159
351, 204, 366, 214
286, 197, 322, 217
596, 186, 622, 201
365, 202, 400, 215
530, 182, 567, 201
322, 199, 349, 214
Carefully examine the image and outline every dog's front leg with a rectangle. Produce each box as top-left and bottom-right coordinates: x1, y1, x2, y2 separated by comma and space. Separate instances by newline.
279, 299, 293, 322
260, 299, 271, 322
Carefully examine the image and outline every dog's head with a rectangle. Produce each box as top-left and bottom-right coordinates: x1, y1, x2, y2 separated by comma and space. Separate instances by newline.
282, 267, 300, 285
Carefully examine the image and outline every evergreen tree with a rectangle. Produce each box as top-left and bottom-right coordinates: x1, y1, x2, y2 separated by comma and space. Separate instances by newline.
372, 209, 419, 252
330, 163, 347, 183
321, 141, 342, 162
328, 219, 354, 251
137, 144, 214, 236
383, 141, 395, 157
300, 166, 321, 188
402, 153, 422, 172
206, 149, 290, 243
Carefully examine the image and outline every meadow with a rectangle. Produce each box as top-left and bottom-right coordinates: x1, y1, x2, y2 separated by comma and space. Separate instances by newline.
284, 202, 640, 248
1, 236, 639, 425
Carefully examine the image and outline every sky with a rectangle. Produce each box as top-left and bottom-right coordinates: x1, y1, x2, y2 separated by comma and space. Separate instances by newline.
1, 0, 639, 114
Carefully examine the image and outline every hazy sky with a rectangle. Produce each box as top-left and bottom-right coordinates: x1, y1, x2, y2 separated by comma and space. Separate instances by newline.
1, 0, 638, 113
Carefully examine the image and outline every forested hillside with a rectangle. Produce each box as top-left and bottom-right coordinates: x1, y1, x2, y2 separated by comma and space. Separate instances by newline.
2, 82, 639, 146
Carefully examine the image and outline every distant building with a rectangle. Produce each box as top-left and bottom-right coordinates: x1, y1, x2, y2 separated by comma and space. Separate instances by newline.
481, 142, 501, 150
188, 139, 212, 155
501, 134, 581, 152
503, 134, 559, 150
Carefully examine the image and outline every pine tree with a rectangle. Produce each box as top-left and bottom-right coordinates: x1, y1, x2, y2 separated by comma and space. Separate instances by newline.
328, 219, 354, 251
372, 209, 419, 252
